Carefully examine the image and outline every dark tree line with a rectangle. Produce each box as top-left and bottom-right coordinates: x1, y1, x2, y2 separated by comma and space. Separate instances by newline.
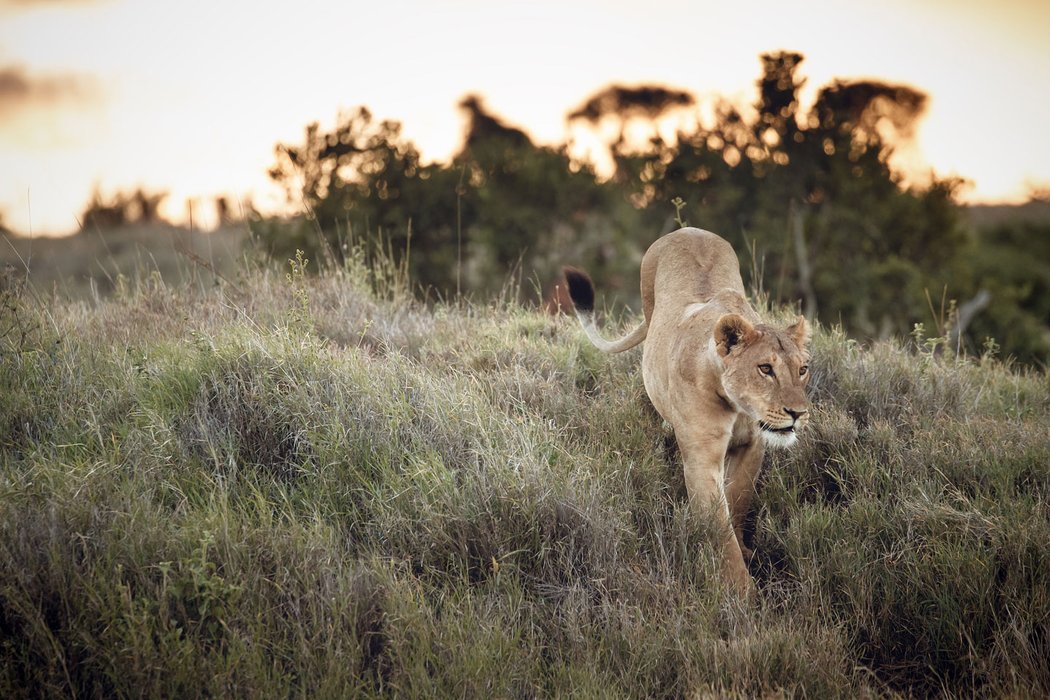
261, 51, 1049, 365
80, 187, 168, 230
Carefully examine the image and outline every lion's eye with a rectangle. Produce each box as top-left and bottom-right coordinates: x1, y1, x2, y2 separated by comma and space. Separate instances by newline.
799, 365, 809, 377
758, 364, 774, 377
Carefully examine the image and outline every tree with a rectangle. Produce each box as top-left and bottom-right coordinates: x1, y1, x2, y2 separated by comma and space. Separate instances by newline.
260, 52, 993, 353
268, 107, 461, 290
79, 187, 168, 230
568, 84, 695, 192
953, 220, 1050, 364
265, 98, 629, 299
628, 52, 964, 339
454, 95, 621, 292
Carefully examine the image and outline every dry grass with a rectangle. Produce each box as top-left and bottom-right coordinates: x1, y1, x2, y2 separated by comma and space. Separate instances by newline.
1, 223, 249, 301
1, 251, 1048, 697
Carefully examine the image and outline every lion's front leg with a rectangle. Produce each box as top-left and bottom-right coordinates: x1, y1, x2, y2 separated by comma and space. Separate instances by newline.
724, 434, 765, 561
678, 430, 753, 597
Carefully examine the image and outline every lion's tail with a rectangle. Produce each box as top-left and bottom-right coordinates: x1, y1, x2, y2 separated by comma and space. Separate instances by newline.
562, 266, 648, 353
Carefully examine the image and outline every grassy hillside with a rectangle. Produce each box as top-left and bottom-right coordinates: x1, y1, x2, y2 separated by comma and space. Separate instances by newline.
1, 254, 1048, 697
1, 224, 248, 300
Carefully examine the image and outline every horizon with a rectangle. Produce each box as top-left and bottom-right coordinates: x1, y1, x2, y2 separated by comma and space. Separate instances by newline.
2, 0, 1049, 236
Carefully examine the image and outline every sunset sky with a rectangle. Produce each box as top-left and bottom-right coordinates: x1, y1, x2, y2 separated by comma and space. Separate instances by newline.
1, 0, 1048, 235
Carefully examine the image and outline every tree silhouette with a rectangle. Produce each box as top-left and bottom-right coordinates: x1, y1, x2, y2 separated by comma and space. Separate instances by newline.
613, 51, 966, 338
268, 107, 462, 290
80, 187, 168, 230
458, 95, 533, 154
754, 51, 805, 163
256, 51, 1047, 364
568, 84, 695, 184
453, 95, 623, 294
568, 84, 695, 126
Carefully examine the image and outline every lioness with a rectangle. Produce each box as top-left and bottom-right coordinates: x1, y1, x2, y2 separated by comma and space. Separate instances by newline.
564, 228, 811, 595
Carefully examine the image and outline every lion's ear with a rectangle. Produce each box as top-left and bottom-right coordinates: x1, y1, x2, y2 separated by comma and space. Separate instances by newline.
714, 314, 757, 357
787, 316, 811, 349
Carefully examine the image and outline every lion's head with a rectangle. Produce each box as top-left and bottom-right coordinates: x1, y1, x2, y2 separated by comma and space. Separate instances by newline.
713, 314, 811, 448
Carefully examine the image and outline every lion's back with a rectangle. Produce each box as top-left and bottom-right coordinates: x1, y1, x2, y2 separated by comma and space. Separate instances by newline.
644, 228, 746, 310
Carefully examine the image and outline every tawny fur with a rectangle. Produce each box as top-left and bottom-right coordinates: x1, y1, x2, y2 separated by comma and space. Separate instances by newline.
565, 228, 812, 596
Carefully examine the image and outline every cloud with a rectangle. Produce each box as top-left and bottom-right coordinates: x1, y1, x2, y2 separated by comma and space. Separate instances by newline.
0, 65, 101, 114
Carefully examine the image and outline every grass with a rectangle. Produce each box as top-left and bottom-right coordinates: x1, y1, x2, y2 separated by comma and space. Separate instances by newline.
1, 223, 248, 300
1, 247, 1049, 697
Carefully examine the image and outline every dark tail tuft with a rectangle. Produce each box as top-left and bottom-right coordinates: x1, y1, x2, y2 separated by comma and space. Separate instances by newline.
562, 266, 595, 313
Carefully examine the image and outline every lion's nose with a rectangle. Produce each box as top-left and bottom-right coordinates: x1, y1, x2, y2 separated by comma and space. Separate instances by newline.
785, 407, 807, 421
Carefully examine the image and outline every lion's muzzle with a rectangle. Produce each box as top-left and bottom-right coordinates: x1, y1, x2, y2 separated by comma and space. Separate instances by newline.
759, 408, 808, 447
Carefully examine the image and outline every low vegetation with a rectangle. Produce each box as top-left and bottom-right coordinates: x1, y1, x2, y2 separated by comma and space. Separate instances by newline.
1, 251, 1048, 697
0, 223, 248, 300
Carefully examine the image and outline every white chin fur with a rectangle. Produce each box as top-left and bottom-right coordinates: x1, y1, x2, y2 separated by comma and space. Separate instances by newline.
762, 430, 798, 449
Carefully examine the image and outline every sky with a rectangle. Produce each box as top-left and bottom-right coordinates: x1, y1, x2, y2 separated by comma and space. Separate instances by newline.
1, 0, 1048, 235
